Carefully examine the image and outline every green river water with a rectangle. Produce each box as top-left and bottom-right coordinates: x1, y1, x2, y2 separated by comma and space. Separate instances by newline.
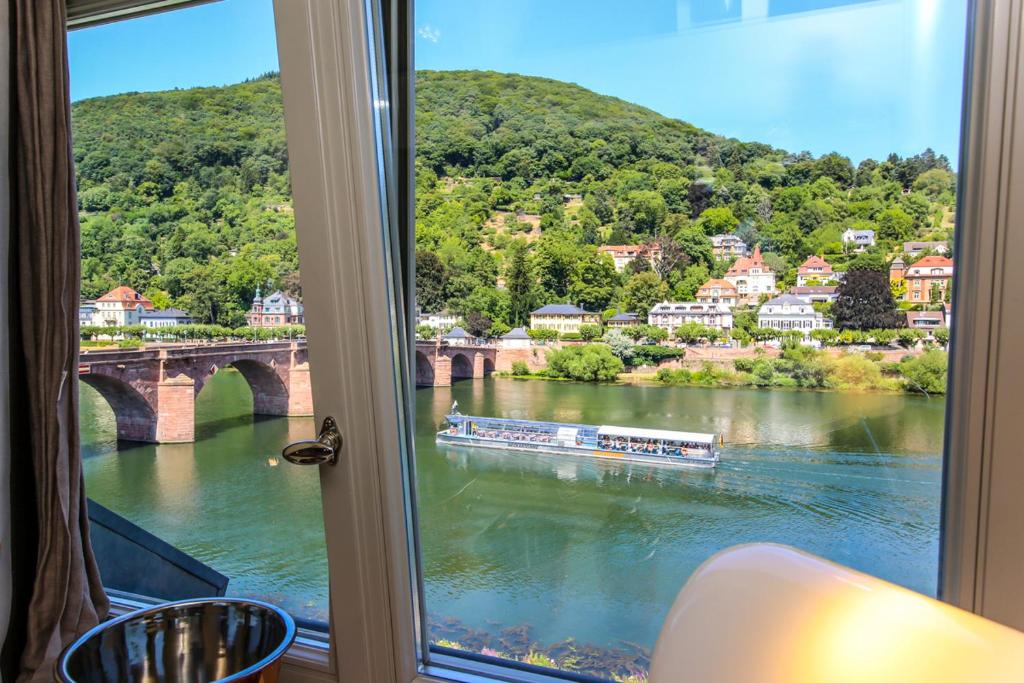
81, 371, 944, 660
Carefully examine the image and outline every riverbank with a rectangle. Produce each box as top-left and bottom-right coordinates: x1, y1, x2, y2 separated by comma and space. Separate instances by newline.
498, 347, 948, 395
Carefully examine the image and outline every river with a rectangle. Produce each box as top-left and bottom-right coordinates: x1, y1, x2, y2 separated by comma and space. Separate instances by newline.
81, 371, 944, 662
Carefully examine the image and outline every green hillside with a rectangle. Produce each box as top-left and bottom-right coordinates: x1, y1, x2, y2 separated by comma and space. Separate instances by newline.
71, 70, 956, 328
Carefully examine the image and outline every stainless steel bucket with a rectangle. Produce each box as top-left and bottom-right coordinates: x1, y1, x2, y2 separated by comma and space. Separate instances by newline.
56, 598, 297, 683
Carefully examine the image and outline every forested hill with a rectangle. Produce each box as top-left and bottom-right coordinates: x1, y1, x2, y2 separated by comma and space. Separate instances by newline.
71, 70, 957, 329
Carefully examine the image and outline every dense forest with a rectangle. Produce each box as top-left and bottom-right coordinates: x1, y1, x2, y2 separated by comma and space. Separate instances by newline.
72, 70, 956, 330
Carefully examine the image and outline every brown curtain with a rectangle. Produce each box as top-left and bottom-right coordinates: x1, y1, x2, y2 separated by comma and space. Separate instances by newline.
3, 0, 110, 681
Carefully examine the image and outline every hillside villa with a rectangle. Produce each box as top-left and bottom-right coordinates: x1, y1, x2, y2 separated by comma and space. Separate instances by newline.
907, 310, 947, 330
141, 308, 193, 328
710, 234, 749, 260
246, 288, 305, 327
757, 294, 832, 336
789, 285, 838, 303
696, 279, 739, 308
418, 309, 459, 330
895, 255, 954, 302
606, 312, 643, 328
648, 302, 733, 335
724, 245, 776, 305
597, 244, 660, 273
842, 228, 876, 251
796, 255, 837, 286
90, 286, 154, 326
904, 241, 950, 256
530, 304, 601, 334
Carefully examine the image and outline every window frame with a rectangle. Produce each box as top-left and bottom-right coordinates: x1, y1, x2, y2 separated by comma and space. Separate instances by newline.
68, 0, 1024, 680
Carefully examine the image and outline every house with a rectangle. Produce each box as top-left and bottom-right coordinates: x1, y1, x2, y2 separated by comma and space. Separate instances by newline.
500, 327, 531, 348
842, 229, 876, 251
906, 310, 947, 330
796, 256, 837, 286
418, 309, 459, 330
648, 302, 733, 335
79, 301, 96, 326
904, 241, 949, 256
442, 326, 475, 346
529, 304, 601, 334
710, 234, 749, 261
757, 294, 832, 336
246, 288, 304, 327
724, 245, 776, 305
141, 308, 193, 328
606, 312, 643, 328
789, 285, 839, 303
903, 255, 954, 303
597, 244, 652, 273
91, 286, 154, 327
696, 279, 739, 308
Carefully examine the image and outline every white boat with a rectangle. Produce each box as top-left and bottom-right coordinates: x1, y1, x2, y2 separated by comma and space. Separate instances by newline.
436, 404, 719, 469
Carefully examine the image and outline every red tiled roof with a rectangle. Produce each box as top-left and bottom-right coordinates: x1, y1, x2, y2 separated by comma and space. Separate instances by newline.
96, 286, 154, 311
798, 255, 833, 274
697, 278, 737, 293
907, 255, 954, 276
725, 245, 772, 276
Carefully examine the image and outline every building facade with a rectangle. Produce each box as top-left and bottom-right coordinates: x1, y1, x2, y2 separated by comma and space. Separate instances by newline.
696, 279, 739, 308
724, 245, 776, 305
757, 294, 832, 336
796, 255, 837, 286
500, 327, 532, 348
648, 302, 733, 335
91, 286, 154, 327
842, 229, 876, 251
246, 289, 305, 327
906, 310, 947, 330
903, 255, 954, 302
418, 309, 459, 330
904, 241, 950, 256
141, 308, 194, 328
597, 244, 657, 273
530, 304, 601, 334
789, 286, 838, 303
606, 312, 643, 328
710, 234, 749, 261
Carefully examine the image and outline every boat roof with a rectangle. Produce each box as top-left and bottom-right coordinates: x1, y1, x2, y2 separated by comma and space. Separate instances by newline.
597, 425, 716, 443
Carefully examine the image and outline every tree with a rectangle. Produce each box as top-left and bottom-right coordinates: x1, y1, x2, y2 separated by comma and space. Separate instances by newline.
144, 288, 172, 310
545, 344, 624, 382
648, 234, 690, 279
416, 250, 448, 312
623, 272, 668, 318
505, 240, 534, 326
465, 311, 493, 337
579, 324, 603, 341
899, 349, 948, 394
694, 207, 739, 236
833, 270, 902, 330
877, 207, 915, 242
617, 190, 668, 236
569, 250, 618, 311
605, 329, 637, 363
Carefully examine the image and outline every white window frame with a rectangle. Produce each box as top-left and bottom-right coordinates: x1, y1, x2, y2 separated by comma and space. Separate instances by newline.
66, 0, 1024, 680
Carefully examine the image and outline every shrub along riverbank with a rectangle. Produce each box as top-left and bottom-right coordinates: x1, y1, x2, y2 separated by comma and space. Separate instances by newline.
503, 343, 948, 395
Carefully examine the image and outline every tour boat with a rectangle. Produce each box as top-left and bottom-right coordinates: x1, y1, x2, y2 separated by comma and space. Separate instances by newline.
436, 404, 719, 469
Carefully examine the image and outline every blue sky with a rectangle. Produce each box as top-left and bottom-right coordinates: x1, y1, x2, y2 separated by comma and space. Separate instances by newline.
69, 0, 968, 165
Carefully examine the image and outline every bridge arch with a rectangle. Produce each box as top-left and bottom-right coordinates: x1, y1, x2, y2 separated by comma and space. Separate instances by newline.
483, 357, 495, 375
415, 350, 435, 387
198, 359, 291, 416
450, 352, 474, 380
79, 373, 158, 442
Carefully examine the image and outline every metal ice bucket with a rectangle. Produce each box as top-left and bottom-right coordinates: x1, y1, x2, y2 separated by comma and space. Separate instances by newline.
56, 598, 296, 683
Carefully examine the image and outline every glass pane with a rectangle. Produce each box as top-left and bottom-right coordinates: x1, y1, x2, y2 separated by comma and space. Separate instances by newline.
71, 0, 328, 627
411, 0, 965, 679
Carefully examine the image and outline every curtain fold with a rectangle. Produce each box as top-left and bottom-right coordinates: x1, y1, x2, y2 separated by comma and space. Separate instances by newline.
4, 1, 110, 681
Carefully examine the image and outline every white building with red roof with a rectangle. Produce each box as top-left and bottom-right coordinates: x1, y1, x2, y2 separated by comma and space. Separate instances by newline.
91, 286, 154, 327
796, 255, 837, 286
724, 245, 776, 305
597, 244, 657, 273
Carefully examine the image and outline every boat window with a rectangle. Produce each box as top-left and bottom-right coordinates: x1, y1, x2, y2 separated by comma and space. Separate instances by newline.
406, 0, 965, 679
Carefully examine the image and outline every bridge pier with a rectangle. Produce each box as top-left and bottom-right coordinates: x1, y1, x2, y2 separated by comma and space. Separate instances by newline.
286, 362, 314, 415
155, 375, 196, 443
472, 353, 485, 379
433, 356, 452, 387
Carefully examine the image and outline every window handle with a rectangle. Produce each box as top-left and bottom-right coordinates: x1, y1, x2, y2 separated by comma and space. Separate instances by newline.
282, 416, 341, 466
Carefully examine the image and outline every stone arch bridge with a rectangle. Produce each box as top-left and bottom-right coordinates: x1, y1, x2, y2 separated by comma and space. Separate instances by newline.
415, 341, 520, 387
79, 341, 311, 443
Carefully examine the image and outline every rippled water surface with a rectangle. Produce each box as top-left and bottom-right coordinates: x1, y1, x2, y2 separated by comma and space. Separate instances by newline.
82, 372, 944, 651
